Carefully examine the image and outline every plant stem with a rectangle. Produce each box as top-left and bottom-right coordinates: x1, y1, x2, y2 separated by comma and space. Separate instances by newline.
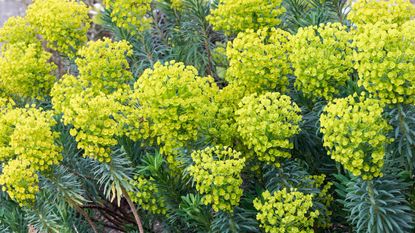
121, 187, 144, 233
74, 205, 98, 233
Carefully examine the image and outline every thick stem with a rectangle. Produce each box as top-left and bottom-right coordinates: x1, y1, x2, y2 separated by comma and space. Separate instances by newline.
367, 180, 379, 214
122, 187, 144, 233
82, 204, 136, 225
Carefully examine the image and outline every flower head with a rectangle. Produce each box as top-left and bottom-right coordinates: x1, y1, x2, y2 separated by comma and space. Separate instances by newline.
188, 146, 245, 212
320, 95, 392, 180
207, 0, 285, 35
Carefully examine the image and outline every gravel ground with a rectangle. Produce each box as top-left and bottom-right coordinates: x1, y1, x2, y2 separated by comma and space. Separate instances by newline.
0, 0, 28, 26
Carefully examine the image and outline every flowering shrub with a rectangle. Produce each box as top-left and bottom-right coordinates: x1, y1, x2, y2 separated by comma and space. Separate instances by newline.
320, 95, 391, 180
289, 23, 353, 100
253, 189, 319, 233
188, 146, 245, 212
235, 92, 302, 167
207, 0, 285, 35
0, 0, 414, 232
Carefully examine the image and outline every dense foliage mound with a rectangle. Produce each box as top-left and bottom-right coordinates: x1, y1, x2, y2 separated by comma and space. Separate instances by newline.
0, 0, 414, 232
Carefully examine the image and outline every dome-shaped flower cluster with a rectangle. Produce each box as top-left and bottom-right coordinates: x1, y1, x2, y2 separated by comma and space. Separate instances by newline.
289, 23, 354, 100
26, 0, 90, 57
206, 0, 285, 35
133, 61, 218, 160
188, 146, 245, 212
347, 0, 415, 26
103, 0, 152, 34
253, 189, 319, 233
235, 92, 302, 167
51, 39, 133, 162
320, 95, 391, 180
0, 159, 39, 207
0, 43, 56, 99
353, 21, 415, 104
52, 76, 127, 163
0, 104, 61, 206
0, 14, 58, 100
130, 175, 167, 215
0, 106, 61, 170
67, 91, 127, 163
76, 38, 133, 94
0, 16, 36, 45
226, 28, 291, 94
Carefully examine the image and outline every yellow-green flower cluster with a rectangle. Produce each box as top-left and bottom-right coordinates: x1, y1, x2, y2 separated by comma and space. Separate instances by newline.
289, 23, 353, 100
76, 38, 133, 94
253, 189, 319, 233
309, 175, 333, 210
0, 97, 14, 111
207, 0, 285, 35
0, 16, 36, 45
0, 106, 61, 206
347, 0, 415, 26
67, 91, 126, 163
226, 28, 291, 94
0, 107, 61, 170
133, 61, 218, 160
235, 92, 302, 167
26, 0, 90, 57
171, 0, 184, 10
188, 146, 245, 212
129, 175, 167, 215
52, 78, 127, 162
0, 14, 58, 100
353, 21, 415, 104
9, 110, 61, 171
52, 39, 133, 162
320, 95, 391, 180
309, 174, 333, 228
209, 84, 247, 146
0, 159, 39, 207
0, 43, 56, 99
103, 0, 152, 34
